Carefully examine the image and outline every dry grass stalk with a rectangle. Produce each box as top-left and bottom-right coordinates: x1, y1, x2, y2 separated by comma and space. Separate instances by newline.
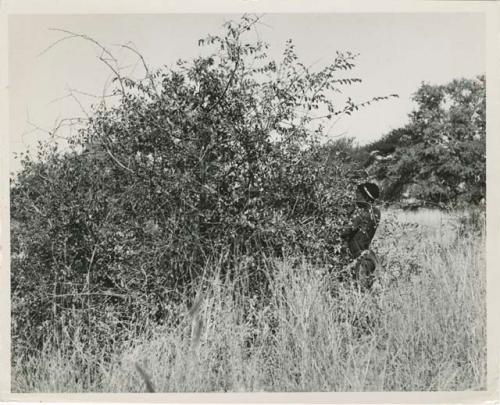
134, 362, 155, 393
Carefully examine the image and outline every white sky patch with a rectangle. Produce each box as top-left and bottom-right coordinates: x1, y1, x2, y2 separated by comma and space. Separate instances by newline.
9, 13, 485, 173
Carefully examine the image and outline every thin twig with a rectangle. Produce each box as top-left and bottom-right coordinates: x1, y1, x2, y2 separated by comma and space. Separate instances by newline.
104, 146, 135, 174
67, 87, 91, 119
115, 42, 159, 98
47, 28, 126, 96
205, 49, 241, 114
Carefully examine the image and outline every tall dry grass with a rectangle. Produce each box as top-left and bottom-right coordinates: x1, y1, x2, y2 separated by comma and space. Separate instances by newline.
11, 208, 486, 392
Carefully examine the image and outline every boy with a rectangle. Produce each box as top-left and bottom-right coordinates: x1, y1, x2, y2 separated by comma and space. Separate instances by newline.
341, 182, 381, 290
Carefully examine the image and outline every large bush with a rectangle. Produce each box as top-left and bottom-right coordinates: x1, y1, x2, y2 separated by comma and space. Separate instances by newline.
11, 16, 393, 352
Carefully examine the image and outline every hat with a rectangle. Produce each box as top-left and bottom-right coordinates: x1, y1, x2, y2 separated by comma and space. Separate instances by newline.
357, 182, 379, 202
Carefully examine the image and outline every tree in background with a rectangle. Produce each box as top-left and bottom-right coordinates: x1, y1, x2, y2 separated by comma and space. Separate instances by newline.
366, 76, 485, 206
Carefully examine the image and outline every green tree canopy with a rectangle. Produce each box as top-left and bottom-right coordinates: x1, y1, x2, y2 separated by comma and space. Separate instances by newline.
367, 76, 485, 205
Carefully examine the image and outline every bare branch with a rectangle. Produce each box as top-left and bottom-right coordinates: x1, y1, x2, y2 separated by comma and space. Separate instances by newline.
100, 139, 135, 174
114, 42, 159, 98
205, 51, 240, 114
66, 87, 90, 119
37, 34, 78, 57
48, 28, 118, 65
46, 28, 126, 96
63, 87, 117, 100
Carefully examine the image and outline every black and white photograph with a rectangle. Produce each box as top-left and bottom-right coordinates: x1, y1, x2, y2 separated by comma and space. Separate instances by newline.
2, 0, 498, 400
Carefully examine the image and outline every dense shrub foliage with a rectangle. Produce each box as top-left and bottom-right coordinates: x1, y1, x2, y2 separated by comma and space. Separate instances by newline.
11, 16, 395, 352
12, 209, 486, 392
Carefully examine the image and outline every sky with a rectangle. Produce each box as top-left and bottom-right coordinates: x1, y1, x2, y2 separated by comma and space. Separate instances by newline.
9, 13, 485, 172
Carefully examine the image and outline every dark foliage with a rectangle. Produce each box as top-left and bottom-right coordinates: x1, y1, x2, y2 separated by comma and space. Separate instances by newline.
354, 77, 486, 206
11, 16, 394, 353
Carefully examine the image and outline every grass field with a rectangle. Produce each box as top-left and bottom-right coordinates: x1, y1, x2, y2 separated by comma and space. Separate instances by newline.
11, 208, 486, 392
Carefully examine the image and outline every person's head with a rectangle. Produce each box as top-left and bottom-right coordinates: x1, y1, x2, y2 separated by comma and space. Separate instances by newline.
356, 182, 380, 203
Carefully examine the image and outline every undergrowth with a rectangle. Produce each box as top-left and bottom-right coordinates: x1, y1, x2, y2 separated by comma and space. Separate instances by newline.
11, 208, 486, 392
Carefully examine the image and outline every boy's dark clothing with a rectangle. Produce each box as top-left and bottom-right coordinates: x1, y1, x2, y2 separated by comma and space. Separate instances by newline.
341, 201, 381, 290
342, 202, 381, 258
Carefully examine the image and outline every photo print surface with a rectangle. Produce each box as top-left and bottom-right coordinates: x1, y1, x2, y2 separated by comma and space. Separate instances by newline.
7, 10, 487, 394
